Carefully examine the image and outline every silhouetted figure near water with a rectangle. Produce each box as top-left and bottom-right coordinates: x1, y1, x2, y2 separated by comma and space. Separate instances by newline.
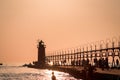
51, 72, 56, 80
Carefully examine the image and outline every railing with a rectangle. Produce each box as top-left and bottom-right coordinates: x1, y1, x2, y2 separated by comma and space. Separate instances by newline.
46, 36, 120, 67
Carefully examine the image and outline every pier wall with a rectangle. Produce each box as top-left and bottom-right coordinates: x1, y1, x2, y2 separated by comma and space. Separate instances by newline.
46, 66, 120, 80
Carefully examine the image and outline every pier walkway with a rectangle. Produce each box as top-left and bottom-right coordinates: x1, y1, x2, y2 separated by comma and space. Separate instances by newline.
96, 68, 120, 75
46, 65, 120, 80
55, 66, 120, 76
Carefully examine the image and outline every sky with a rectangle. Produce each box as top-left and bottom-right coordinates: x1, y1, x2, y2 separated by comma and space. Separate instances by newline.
0, 0, 120, 66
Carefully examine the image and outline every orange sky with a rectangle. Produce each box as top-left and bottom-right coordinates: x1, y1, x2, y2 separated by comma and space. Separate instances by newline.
0, 0, 120, 65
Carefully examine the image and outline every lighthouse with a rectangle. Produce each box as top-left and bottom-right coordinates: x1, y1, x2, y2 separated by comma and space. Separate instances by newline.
37, 40, 46, 67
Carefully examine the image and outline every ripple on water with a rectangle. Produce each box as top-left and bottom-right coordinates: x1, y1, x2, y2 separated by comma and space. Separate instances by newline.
0, 66, 81, 80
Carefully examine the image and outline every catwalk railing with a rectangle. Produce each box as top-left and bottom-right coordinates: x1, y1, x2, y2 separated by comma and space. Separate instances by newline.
46, 37, 120, 67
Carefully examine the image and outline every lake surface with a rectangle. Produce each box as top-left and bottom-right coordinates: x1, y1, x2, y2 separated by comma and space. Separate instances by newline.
0, 66, 80, 80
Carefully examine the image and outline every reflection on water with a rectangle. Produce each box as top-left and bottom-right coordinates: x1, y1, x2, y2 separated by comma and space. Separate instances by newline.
0, 66, 81, 80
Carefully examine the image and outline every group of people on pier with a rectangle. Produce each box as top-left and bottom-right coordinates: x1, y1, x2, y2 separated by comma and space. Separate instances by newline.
71, 58, 109, 70
49, 57, 120, 70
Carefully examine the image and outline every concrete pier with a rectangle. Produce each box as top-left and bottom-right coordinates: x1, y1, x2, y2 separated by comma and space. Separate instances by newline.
46, 66, 120, 80
30, 38, 120, 80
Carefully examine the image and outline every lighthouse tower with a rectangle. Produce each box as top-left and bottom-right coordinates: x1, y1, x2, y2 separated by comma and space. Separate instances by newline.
37, 40, 46, 67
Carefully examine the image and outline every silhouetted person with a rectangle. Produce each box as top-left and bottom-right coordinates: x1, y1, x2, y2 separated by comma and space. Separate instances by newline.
87, 64, 96, 80
105, 57, 109, 70
94, 58, 97, 67
98, 58, 102, 68
51, 72, 56, 80
116, 59, 119, 68
76, 60, 78, 66
87, 58, 89, 65
82, 66, 87, 80
101, 58, 105, 70
82, 59, 85, 66
71, 60, 74, 66
78, 60, 81, 66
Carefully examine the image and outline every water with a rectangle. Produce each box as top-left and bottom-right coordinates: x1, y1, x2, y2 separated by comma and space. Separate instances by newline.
0, 66, 80, 80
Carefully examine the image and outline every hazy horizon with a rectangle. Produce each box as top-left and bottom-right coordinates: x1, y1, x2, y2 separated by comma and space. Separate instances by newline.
0, 0, 120, 66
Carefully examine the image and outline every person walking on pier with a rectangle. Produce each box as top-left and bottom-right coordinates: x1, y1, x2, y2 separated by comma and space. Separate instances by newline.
105, 57, 109, 70
87, 64, 96, 80
51, 72, 56, 80
116, 59, 119, 69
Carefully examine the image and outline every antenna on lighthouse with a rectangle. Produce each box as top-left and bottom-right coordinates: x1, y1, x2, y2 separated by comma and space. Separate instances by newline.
37, 39, 40, 48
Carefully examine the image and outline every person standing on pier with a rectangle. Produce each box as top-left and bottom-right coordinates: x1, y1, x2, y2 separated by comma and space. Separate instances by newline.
51, 72, 56, 80
116, 59, 119, 69
87, 64, 96, 80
